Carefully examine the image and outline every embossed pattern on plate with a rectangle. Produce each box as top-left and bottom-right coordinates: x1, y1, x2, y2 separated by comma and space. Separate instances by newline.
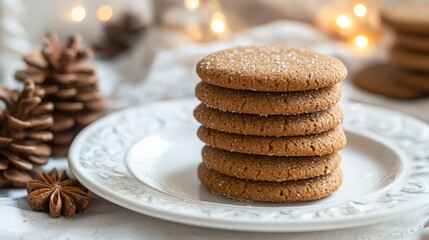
69, 99, 429, 232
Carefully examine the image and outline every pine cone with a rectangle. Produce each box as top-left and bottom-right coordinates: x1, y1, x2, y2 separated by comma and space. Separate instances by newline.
15, 33, 106, 156
93, 12, 146, 59
0, 79, 53, 188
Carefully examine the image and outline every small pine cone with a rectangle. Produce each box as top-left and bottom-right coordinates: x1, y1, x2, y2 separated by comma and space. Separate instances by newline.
0, 79, 53, 188
93, 12, 146, 59
15, 33, 106, 156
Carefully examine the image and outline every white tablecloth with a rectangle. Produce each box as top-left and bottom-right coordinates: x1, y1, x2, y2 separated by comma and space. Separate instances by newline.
1, 20, 429, 240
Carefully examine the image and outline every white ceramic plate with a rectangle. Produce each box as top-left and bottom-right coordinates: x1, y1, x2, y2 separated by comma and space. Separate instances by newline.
69, 98, 429, 232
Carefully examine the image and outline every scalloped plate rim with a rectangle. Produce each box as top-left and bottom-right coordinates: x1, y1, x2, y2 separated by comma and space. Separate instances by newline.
68, 98, 429, 232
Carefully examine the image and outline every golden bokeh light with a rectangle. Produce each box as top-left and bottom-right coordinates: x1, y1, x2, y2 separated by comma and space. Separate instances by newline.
336, 15, 351, 29
97, 5, 113, 21
71, 6, 86, 22
210, 12, 226, 34
184, 0, 200, 10
353, 4, 367, 17
355, 35, 368, 48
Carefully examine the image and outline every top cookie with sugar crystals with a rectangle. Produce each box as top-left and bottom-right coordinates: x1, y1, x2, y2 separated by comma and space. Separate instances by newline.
196, 45, 347, 92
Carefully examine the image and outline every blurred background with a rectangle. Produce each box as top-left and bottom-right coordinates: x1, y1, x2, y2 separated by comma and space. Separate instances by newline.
1, 0, 428, 120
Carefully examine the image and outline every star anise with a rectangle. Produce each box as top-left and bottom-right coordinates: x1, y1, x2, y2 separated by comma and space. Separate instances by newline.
26, 168, 90, 218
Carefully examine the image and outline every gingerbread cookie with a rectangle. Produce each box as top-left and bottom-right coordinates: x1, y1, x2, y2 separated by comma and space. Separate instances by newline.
352, 63, 425, 99
202, 146, 341, 181
381, 3, 429, 35
397, 70, 429, 93
396, 33, 429, 52
195, 82, 341, 115
196, 45, 347, 92
390, 47, 429, 72
194, 104, 343, 137
198, 163, 343, 202
197, 126, 346, 157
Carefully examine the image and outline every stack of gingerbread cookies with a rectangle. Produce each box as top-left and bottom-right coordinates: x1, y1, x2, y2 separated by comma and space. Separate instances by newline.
194, 46, 347, 202
353, 3, 429, 99
382, 3, 429, 95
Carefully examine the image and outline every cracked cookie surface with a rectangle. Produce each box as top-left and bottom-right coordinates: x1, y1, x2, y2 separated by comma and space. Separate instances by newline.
198, 163, 343, 202
196, 45, 347, 92
195, 82, 341, 115
202, 146, 341, 181
197, 126, 346, 156
194, 103, 343, 136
